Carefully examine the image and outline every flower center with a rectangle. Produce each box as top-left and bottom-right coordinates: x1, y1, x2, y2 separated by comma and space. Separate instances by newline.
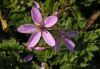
35, 22, 46, 31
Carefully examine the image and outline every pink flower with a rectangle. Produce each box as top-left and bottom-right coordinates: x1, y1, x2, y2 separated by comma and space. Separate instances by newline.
55, 31, 78, 52
17, 2, 58, 49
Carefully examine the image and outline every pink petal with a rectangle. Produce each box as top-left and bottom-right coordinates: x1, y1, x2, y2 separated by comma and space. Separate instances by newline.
41, 62, 46, 69
17, 24, 36, 34
42, 30, 55, 46
23, 55, 33, 62
31, 7, 42, 23
65, 31, 78, 38
64, 38, 75, 52
34, 46, 46, 51
55, 38, 60, 52
34, 1, 40, 9
44, 16, 58, 27
27, 31, 41, 48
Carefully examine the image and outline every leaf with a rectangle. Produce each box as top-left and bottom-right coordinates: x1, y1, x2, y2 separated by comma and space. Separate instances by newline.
80, 63, 89, 67
71, 6, 82, 21
86, 45, 99, 52
45, 0, 52, 12
60, 64, 80, 69
53, 2, 58, 12
0, 38, 21, 51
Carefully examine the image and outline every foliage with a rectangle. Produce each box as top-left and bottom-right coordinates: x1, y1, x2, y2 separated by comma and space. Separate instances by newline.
0, 0, 100, 69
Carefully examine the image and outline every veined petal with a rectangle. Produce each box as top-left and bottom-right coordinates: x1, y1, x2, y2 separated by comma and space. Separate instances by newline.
41, 62, 46, 69
27, 31, 41, 48
64, 38, 75, 52
42, 30, 55, 46
34, 1, 40, 9
65, 31, 78, 38
23, 55, 33, 62
31, 7, 42, 23
55, 38, 60, 52
34, 46, 46, 51
17, 24, 36, 34
44, 16, 58, 27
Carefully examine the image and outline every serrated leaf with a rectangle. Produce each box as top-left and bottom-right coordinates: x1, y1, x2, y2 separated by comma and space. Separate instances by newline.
60, 64, 80, 69
86, 45, 99, 52
71, 6, 82, 21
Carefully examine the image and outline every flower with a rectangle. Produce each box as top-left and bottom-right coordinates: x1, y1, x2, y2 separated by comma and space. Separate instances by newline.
17, 1, 58, 49
55, 30, 78, 52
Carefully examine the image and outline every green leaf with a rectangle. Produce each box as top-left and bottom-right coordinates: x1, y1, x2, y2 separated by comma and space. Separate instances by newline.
60, 64, 80, 69
71, 6, 82, 21
86, 45, 99, 52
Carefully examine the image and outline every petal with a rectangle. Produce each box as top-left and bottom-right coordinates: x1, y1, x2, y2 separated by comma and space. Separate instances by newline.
65, 31, 78, 38
64, 38, 75, 52
44, 16, 58, 27
41, 62, 46, 69
23, 55, 33, 62
31, 7, 42, 23
34, 1, 40, 9
55, 38, 60, 52
28, 46, 46, 51
17, 24, 36, 34
27, 31, 41, 48
42, 30, 55, 46
34, 46, 46, 51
